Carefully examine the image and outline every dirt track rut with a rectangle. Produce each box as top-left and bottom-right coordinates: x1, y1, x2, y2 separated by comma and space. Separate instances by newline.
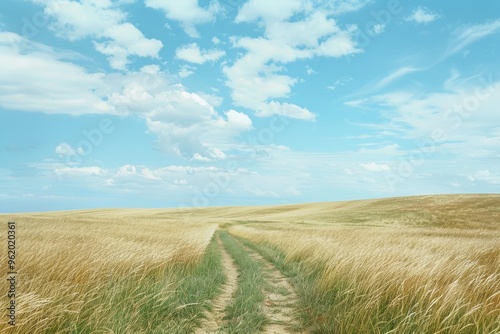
195, 233, 304, 334
194, 237, 239, 334
242, 245, 303, 334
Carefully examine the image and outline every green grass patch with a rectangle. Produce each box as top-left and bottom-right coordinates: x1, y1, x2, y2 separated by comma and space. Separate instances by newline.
219, 231, 267, 333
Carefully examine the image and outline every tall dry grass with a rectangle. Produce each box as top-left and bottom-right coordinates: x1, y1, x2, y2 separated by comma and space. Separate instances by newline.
0, 209, 217, 333
230, 214, 500, 332
1, 194, 498, 333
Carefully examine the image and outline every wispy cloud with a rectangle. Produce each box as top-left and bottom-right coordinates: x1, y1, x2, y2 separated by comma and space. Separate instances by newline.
345, 66, 422, 100
360, 162, 391, 172
55, 166, 107, 176
445, 19, 500, 58
374, 66, 421, 90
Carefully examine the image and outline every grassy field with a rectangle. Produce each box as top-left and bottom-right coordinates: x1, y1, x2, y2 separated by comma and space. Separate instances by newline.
1, 194, 499, 333
0, 210, 224, 333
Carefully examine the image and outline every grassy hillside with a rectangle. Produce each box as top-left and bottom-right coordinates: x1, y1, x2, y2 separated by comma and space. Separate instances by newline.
1, 194, 499, 333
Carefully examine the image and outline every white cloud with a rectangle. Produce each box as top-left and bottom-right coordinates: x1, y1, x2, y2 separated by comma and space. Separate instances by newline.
93, 22, 163, 69
108, 74, 253, 159
446, 19, 500, 58
374, 66, 421, 90
256, 101, 316, 121
55, 143, 77, 156
236, 0, 371, 23
236, 0, 304, 23
315, 27, 359, 57
224, 110, 253, 130
306, 65, 317, 75
42, 161, 308, 204
175, 43, 225, 64
192, 153, 211, 162
145, 0, 221, 38
32, 0, 163, 70
55, 166, 106, 176
224, 57, 299, 111
327, 76, 352, 91
344, 98, 367, 108
360, 162, 391, 172
117, 164, 137, 176
358, 75, 500, 162
225, 7, 361, 121
178, 65, 195, 78
1, 33, 252, 160
0, 32, 112, 115
326, 0, 372, 15
470, 170, 500, 184
371, 23, 385, 35
141, 168, 161, 180
406, 7, 441, 24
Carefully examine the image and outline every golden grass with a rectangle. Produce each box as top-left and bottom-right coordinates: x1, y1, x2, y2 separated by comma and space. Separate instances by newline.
1, 194, 498, 333
1, 209, 217, 333
228, 195, 500, 333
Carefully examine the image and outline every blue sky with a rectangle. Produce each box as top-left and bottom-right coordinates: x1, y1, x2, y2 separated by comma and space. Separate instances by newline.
1, 0, 499, 212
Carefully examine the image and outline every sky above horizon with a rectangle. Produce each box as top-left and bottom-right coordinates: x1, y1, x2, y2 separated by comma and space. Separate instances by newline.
1, 0, 499, 213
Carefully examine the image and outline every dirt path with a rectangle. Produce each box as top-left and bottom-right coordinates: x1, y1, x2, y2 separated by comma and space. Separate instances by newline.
243, 246, 303, 334
194, 236, 239, 334
194, 234, 304, 334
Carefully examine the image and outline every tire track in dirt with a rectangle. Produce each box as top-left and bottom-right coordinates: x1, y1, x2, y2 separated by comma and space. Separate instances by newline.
241, 243, 304, 334
194, 235, 239, 334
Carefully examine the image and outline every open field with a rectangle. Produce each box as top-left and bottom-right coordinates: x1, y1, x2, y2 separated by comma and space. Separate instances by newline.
1, 194, 500, 333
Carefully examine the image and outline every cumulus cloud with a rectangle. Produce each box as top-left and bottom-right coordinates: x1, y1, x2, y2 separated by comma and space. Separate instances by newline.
175, 43, 225, 64
405, 7, 441, 24
0, 32, 112, 115
110, 81, 253, 159
117, 164, 137, 176
224, 110, 253, 130
55, 143, 77, 156
1, 33, 252, 160
145, 0, 221, 38
225, 5, 362, 121
32, 0, 163, 70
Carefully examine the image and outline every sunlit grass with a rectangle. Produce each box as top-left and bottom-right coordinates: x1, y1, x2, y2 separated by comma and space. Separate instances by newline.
1, 194, 498, 333
229, 195, 500, 333
0, 209, 221, 333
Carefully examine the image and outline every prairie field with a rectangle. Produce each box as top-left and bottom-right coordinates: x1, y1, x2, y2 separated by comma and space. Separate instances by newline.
1, 194, 499, 333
